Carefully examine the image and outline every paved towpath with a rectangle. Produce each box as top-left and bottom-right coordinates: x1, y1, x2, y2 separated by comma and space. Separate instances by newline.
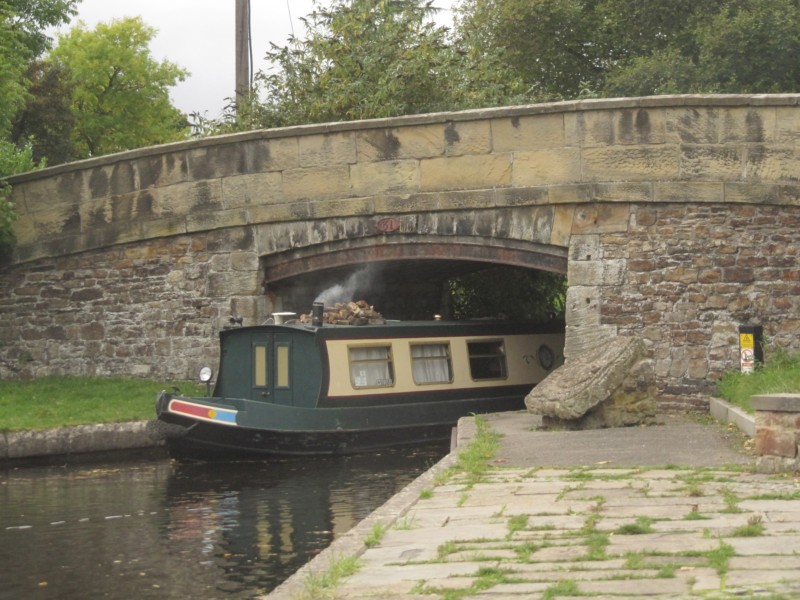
267, 413, 800, 599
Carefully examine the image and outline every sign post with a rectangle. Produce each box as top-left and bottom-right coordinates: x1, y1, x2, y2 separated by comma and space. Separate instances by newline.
739, 324, 763, 374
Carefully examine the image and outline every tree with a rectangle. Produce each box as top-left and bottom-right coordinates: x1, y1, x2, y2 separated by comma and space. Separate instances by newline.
46, 17, 189, 160
694, 0, 800, 93
12, 60, 75, 165
455, 0, 800, 100
243, 0, 457, 128
448, 267, 566, 321
1, 0, 76, 263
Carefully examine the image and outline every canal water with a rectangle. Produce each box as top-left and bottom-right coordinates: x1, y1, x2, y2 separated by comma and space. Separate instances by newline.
0, 443, 447, 599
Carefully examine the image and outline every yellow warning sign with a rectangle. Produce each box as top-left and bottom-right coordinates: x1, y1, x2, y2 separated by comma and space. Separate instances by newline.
739, 333, 754, 349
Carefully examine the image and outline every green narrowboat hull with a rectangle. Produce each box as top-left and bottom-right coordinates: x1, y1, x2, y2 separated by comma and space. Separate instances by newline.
156, 388, 528, 457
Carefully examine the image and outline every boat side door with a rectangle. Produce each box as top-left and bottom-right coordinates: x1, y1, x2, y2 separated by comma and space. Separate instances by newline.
251, 333, 294, 406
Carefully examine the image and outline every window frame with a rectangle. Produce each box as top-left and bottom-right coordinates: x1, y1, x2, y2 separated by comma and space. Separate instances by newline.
347, 344, 395, 389
467, 339, 508, 381
410, 342, 453, 385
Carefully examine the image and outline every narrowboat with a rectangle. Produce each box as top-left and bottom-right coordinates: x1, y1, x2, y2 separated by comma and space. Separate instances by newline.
155, 314, 564, 457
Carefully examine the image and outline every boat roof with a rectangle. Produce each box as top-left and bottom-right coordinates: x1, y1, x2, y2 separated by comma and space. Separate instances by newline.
219, 318, 564, 341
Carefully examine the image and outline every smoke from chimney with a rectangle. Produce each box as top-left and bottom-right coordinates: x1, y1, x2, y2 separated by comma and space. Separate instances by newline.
314, 265, 378, 306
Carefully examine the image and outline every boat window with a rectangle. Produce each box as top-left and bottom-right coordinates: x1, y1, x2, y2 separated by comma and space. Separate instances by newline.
349, 345, 394, 389
254, 345, 268, 387
467, 340, 507, 380
276, 343, 290, 388
411, 343, 452, 385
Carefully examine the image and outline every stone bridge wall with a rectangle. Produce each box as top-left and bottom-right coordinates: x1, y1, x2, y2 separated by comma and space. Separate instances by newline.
2, 95, 799, 407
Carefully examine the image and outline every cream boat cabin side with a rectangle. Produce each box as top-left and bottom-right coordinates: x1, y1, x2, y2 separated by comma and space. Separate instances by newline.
155, 318, 564, 457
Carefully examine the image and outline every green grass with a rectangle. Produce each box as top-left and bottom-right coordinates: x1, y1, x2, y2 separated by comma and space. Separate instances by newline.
437, 414, 501, 488
614, 517, 655, 535
298, 554, 361, 600
0, 376, 205, 431
715, 349, 800, 414
364, 522, 387, 548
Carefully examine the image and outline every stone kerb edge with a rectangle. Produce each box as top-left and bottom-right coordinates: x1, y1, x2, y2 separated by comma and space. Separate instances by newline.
708, 397, 756, 437
0, 420, 167, 462
265, 447, 460, 600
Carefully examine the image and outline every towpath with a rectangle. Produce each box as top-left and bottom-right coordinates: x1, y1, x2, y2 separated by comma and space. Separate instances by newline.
268, 412, 800, 599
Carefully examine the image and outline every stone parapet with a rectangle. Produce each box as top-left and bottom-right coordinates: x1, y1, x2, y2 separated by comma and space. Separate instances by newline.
752, 393, 800, 473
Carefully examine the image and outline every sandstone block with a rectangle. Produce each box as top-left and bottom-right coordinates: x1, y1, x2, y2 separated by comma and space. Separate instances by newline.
549, 206, 575, 247
665, 107, 720, 144
350, 160, 418, 196
419, 154, 512, 192
720, 107, 774, 143
526, 336, 657, 428
654, 181, 725, 203
571, 204, 630, 235
572, 108, 667, 147
512, 148, 581, 186
221, 171, 283, 207
283, 165, 351, 200
443, 120, 492, 156
309, 197, 374, 219
356, 125, 442, 161
582, 145, 679, 181
547, 183, 594, 204
680, 145, 743, 181
492, 113, 565, 152
298, 132, 356, 167
754, 427, 797, 458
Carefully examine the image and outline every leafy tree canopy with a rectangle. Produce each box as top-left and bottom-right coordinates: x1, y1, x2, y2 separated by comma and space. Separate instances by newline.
456, 0, 800, 99
0, 1, 74, 261
1, 0, 77, 138
200, 0, 525, 133
448, 267, 566, 322
240, 0, 459, 128
45, 17, 189, 160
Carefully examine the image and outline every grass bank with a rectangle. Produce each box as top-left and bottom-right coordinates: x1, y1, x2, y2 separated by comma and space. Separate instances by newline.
0, 377, 204, 431
715, 349, 800, 414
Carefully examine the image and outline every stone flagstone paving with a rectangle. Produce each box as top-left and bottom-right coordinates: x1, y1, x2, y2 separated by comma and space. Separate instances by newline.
267, 415, 800, 600
332, 466, 800, 599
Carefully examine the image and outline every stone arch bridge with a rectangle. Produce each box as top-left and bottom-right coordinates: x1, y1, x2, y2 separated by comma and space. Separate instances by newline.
2, 95, 799, 408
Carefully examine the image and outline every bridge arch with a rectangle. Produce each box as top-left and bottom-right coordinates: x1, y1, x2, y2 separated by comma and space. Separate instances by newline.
2, 95, 799, 406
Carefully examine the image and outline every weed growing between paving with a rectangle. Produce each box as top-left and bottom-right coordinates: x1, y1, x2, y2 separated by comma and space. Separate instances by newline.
731, 515, 765, 537
506, 514, 528, 539
417, 566, 521, 600
451, 414, 501, 487
298, 554, 361, 600
393, 515, 418, 530
364, 522, 387, 548
614, 517, 655, 535
542, 579, 581, 599
704, 541, 736, 575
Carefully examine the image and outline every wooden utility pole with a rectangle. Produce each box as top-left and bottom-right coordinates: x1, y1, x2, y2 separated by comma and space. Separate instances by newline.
235, 0, 251, 114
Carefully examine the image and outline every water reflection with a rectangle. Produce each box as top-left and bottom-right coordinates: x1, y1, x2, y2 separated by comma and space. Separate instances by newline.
0, 443, 447, 599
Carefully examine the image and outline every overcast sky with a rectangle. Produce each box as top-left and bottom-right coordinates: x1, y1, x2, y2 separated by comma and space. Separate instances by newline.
58, 0, 456, 119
